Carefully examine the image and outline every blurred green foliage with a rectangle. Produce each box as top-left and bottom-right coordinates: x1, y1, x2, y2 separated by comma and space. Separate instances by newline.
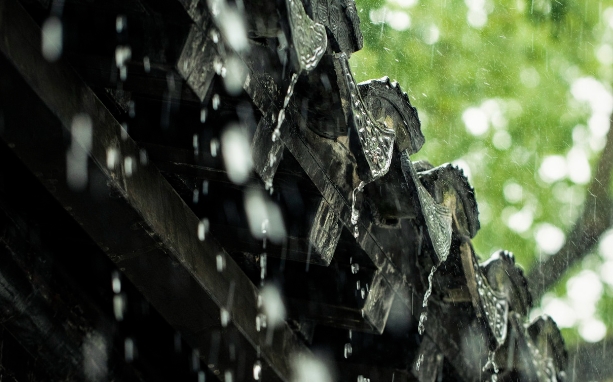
350, 0, 613, 345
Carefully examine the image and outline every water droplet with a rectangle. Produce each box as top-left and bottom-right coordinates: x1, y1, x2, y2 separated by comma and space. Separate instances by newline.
124, 156, 134, 177
253, 361, 262, 380
220, 307, 230, 327
200, 108, 208, 123
128, 100, 135, 118
192, 349, 200, 371
256, 313, 267, 331
260, 253, 267, 280
143, 56, 151, 73
124, 337, 134, 362
42, 17, 63, 62
351, 263, 360, 274
418, 311, 427, 335
360, 288, 366, 299
212, 94, 220, 110
198, 218, 209, 241
214, 56, 224, 75
210, 138, 220, 157
121, 122, 129, 140
115, 46, 132, 68
193, 134, 199, 156
107, 147, 118, 169
344, 343, 353, 358
113, 294, 125, 321
211, 29, 220, 43
139, 149, 148, 165
111, 270, 121, 293
216, 253, 226, 272
116, 15, 127, 33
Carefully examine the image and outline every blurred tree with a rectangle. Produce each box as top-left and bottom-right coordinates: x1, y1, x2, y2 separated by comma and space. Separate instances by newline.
350, 0, 613, 356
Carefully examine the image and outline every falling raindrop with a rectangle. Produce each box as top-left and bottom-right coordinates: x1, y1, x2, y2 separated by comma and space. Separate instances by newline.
128, 100, 135, 118
198, 218, 210, 241
193, 134, 199, 156
210, 138, 220, 157
66, 114, 92, 191
83, 332, 108, 381
351, 263, 360, 274
344, 343, 353, 358
192, 349, 200, 371
193, 189, 199, 204
202, 180, 209, 195
253, 360, 262, 380
360, 288, 366, 299
121, 122, 129, 140
216, 253, 226, 272
115, 46, 131, 80
124, 156, 134, 177
260, 253, 267, 281
143, 56, 151, 73
291, 354, 333, 382
220, 307, 230, 327
210, 29, 220, 44
139, 149, 148, 165
107, 147, 118, 169
124, 337, 134, 362
356, 280, 360, 290
261, 219, 268, 249
212, 94, 220, 110
113, 294, 125, 321
213, 56, 224, 75
116, 15, 127, 33
41, 16, 63, 62
260, 284, 286, 328
200, 108, 208, 123
111, 271, 121, 293
198, 371, 206, 382
256, 313, 267, 332
224, 370, 233, 382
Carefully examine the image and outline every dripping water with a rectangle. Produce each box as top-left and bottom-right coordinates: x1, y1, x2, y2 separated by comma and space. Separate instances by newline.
415, 353, 424, 371
418, 265, 438, 335
482, 350, 499, 381
272, 73, 299, 142
350, 181, 365, 238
